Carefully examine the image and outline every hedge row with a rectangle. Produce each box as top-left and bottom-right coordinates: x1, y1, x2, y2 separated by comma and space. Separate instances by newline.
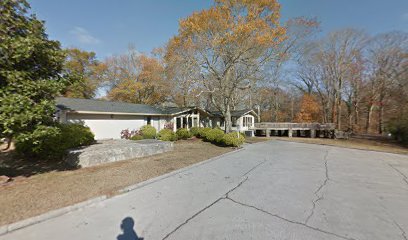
126, 125, 245, 147
193, 127, 245, 147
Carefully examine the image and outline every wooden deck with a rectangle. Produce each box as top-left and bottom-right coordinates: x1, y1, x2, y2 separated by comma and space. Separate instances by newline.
250, 122, 336, 138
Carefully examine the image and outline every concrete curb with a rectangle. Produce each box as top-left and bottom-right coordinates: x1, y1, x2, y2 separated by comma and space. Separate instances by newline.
0, 140, 270, 236
0, 196, 107, 236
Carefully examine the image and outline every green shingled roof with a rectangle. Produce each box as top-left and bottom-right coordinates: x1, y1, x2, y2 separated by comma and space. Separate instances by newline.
56, 97, 253, 117
56, 97, 191, 115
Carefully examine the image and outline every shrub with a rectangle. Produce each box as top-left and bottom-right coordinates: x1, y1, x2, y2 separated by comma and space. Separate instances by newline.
15, 123, 95, 160
158, 129, 178, 141
59, 124, 94, 146
198, 127, 211, 139
189, 127, 200, 137
388, 118, 408, 146
205, 128, 225, 143
176, 128, 192, 140
121, 129, 141, 139
164, 122, 174, 130
130, 135, 144, 141
140, 125, 156, 139
222, 132, 245, 147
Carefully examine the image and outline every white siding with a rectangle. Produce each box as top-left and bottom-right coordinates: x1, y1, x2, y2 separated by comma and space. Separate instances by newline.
66, 113, 146, 140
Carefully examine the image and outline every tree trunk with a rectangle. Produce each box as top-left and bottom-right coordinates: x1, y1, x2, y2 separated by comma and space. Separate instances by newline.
224, 107, 232, 133
346, 100, 353, 131
378, 103, 384, 135
290, 97, 294, 122
256, 105, 261, 123
365, 104, 374, 133
337, 95, 342, 130
354, 105, 359, 126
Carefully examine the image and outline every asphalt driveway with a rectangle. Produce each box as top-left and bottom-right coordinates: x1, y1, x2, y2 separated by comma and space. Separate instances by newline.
1, 140, 407, 240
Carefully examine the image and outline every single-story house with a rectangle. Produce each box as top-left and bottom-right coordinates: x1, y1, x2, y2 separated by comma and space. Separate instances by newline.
56, 97, 257, 140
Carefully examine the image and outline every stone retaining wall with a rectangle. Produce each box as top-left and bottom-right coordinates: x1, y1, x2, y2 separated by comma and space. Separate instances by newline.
64, 139, 174, 168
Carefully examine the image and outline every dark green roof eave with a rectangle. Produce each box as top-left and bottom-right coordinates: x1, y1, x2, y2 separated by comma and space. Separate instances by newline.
56, 97, 205, 116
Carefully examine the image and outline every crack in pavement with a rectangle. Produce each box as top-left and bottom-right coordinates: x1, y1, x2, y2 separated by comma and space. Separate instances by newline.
387, 163, 408, 186
305, 150, 331, 224
378, 200, 408, 240
393, 220, 408, 240
225, 196, 357, 240
241, 158, 268, 178
161, 158, 268, 239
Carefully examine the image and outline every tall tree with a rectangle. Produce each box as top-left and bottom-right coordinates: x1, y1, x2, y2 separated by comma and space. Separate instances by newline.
105, 49, 169, 105
0, 0, 66, 149
295, 29, 367, 128
62, 48, 105, 99
294, 94, 321, 122
166, 0, 286, 132
365, 32, 408, 134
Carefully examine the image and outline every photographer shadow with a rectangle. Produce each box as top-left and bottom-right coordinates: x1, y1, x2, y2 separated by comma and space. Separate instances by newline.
117, 217, 143, 240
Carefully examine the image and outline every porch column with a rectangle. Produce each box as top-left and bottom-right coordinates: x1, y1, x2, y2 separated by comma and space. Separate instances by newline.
288, 129, 293, 138
173, 117, 177, 132
266, 129, 270, 137
310, 129, 316, 138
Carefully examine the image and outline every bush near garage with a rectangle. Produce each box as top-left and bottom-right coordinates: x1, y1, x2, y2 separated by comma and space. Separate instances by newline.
130, 135, 144, 141
140, 125, 157, 139
15, 123, 95, 160
158, 129, 178, 141
176, 128, 192, 140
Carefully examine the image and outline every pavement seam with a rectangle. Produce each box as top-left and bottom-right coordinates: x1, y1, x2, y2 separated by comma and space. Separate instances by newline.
377, 200, 408, 240
161, 157, 267, 239
161, 177, 249, 240
392, 220, 408, 240
225, 197, 357, 240
387, 163, 408, 186
305, 149, 330, 224
240, 158, 268, 178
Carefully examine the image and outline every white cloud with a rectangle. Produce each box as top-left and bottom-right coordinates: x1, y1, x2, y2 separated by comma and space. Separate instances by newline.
69, 27, 101, 44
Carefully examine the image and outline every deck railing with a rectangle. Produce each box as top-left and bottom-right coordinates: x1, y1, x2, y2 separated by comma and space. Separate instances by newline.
253, 122, 335, 130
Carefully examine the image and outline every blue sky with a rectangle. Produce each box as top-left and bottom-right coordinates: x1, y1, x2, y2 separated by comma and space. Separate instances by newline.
30, 0, 408, 59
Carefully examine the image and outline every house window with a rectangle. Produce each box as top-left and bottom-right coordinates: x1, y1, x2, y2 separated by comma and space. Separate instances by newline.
176, 117, 182, 129
243, 116, 253, 127
147, 116, 151, 125
232, 117, 237, 127
193, 117, 198, 127
183, 117, 188, 128
188, 117, 193, 128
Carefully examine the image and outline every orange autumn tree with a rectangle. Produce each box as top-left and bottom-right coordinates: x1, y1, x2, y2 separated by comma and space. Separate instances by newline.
106, 51, 169, 105
295, 94, 321, 123
166, 0, 286, 132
